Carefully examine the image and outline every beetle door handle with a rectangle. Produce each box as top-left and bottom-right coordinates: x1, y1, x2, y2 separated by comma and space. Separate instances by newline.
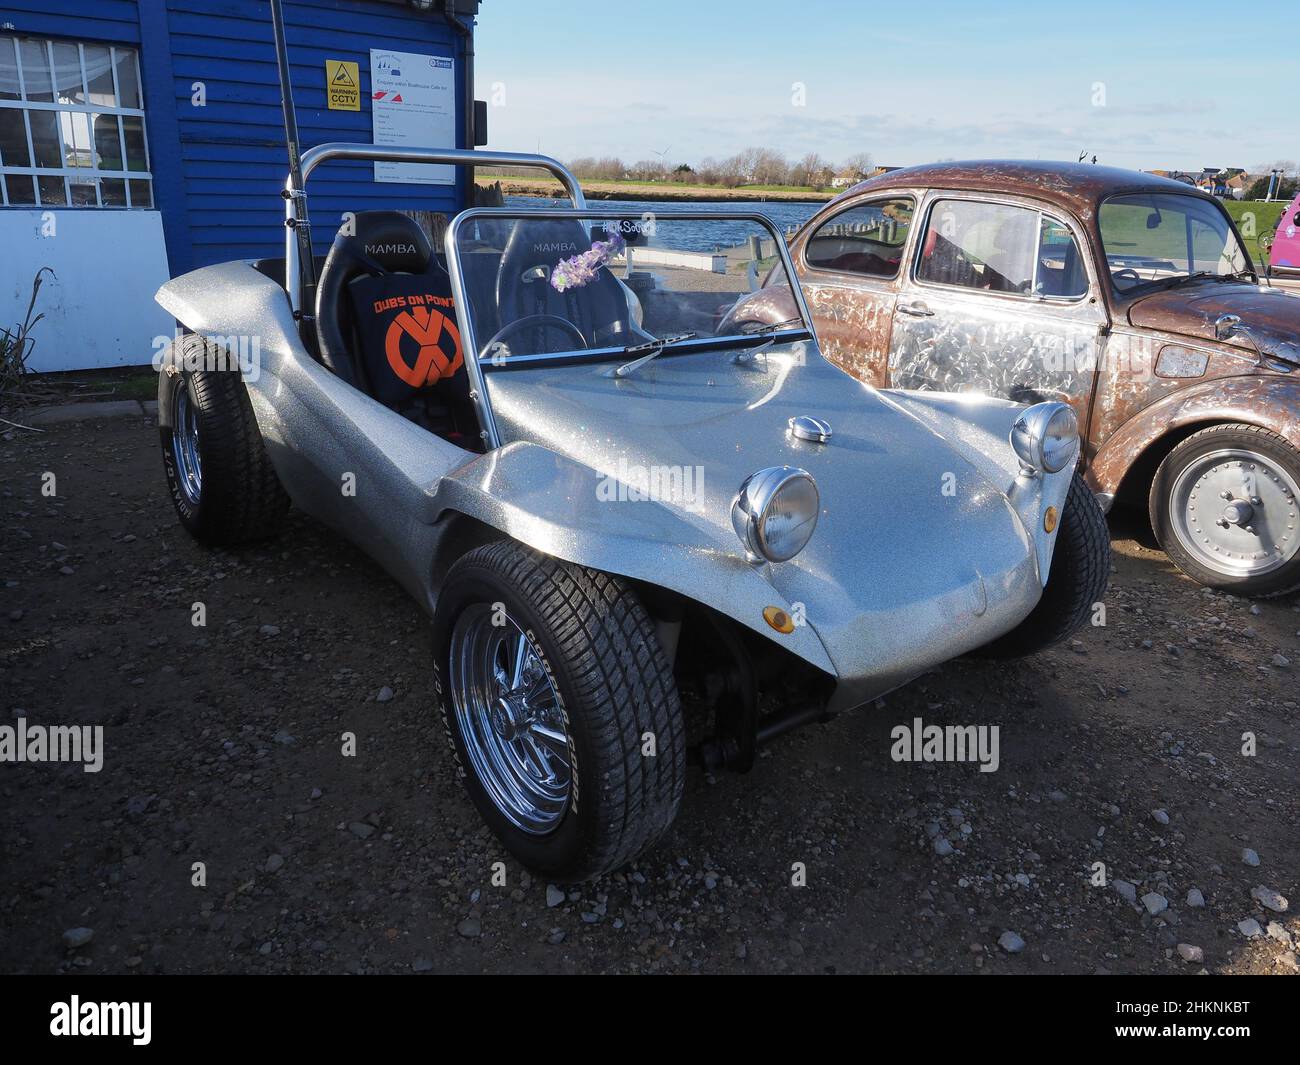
897, 301, 935, 317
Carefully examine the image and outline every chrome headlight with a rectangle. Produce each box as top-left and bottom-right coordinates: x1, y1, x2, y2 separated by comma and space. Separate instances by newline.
731, 466, 820, 563
1010, 402, 1079, 475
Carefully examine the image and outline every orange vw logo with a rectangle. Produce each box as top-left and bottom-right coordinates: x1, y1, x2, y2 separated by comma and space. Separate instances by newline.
384, 306, 463, 386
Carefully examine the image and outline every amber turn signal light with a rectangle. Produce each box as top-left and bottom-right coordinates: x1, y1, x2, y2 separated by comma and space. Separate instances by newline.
763, 606, 795, 634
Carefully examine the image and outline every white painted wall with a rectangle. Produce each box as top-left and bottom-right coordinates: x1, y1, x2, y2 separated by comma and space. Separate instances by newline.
2, 210, 174, 372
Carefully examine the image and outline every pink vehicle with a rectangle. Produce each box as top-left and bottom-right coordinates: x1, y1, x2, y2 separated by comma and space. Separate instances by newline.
1267, 193, 1300, 275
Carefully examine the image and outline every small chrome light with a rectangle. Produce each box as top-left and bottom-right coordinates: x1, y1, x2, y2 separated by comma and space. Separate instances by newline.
1010, 402, 1079, 475
731, 466, 820, 563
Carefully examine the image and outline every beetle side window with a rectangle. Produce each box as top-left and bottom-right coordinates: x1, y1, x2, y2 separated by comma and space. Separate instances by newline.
918, 199, 1087, 299
917, 200, 1038, 293
804, 197, 913, 278
1035, 216, 1088, 298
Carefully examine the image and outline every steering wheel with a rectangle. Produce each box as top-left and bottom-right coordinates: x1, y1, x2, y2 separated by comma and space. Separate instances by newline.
479, 314, 589, 360
1111, 268, 1142, 290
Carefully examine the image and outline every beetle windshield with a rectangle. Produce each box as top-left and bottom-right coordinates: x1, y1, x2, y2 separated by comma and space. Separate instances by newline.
450, 211, 806, 363
1099, 193, 1252, 293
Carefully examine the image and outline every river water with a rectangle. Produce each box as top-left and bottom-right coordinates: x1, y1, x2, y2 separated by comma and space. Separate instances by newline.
506, 195, 824, 252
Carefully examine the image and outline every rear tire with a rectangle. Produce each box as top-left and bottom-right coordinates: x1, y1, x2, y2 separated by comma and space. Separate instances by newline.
1150, 423, 1300, 597
158, 338, 289, 545
977, 471, 1110, 658
432, 541, 685, 882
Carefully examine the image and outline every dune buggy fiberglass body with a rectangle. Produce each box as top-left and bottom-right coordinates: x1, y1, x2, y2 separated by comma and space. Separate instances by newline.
153, 145, 1108, 880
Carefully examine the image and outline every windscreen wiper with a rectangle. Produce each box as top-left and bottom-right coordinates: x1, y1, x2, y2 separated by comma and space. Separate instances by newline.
739, 316, 805, 336
612, 332, 698, 378
730, 316, 810, 364
1162, 270, 1216, 289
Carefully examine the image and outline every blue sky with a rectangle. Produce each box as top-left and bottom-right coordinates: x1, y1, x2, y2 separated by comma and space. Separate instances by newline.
477, 0, 1297, 173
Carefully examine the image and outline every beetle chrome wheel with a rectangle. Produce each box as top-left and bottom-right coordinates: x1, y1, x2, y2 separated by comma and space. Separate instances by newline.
448, 604, 572, 835
1169, 448, 1300, 578
170, 381, 203, 506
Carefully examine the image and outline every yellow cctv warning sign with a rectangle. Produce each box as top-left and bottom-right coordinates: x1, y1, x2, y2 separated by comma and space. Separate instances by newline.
326, 60, 360, 111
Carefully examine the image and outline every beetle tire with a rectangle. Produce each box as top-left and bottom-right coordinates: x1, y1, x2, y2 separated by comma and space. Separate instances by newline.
158, 353, 289, 545
975, 471, 1110, 658
432, 541, 685, 882
1150, 422, 1300, 597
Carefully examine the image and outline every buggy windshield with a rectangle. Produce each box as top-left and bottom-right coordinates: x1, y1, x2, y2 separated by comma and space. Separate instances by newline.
448, 210, 807, 364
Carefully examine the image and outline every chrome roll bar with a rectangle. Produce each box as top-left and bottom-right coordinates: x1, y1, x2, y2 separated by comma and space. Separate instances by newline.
283, 143, 586, 315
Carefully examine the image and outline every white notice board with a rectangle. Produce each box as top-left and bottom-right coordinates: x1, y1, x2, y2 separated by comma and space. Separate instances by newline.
370, 49, 456, 185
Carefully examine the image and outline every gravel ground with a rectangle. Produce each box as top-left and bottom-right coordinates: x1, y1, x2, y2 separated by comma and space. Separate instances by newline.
1, 415, 1297, 975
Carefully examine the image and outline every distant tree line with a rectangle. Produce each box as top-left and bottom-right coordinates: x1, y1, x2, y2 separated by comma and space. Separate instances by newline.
564, 148, 877, 189
484, 154, 1300, 200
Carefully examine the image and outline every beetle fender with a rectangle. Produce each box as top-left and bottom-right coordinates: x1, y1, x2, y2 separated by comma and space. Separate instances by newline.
1089, 374, 1300, 497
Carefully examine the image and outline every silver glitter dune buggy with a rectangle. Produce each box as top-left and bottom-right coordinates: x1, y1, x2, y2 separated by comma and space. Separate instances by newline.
153, 145, 1108, 881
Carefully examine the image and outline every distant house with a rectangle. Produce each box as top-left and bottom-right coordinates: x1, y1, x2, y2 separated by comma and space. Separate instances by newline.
1191, 167, 1248, 198
830, 164, 899, 189
1147, 167, 1246, 197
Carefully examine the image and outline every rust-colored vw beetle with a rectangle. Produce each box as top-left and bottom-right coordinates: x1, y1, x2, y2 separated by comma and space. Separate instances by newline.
735, 161, 1300, 596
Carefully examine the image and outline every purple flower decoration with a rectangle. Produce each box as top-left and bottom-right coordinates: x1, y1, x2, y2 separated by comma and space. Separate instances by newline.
551, 230, 625, 292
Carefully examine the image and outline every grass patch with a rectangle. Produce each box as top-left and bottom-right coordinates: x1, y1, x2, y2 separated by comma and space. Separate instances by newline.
1223, 200, 1286, 262
3, 365, 157, 408
104, 368, 159, 401
734, 183, 831, 194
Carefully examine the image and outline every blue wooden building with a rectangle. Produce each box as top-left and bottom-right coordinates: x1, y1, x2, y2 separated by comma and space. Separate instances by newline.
0, 0, 482, 370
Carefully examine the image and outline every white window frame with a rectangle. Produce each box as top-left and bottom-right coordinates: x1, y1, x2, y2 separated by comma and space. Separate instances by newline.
0, 35, 154, 209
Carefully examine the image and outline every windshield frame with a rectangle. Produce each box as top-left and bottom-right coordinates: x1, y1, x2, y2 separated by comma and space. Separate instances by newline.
1098, 191, 1256, 298
444, 207, 815, 446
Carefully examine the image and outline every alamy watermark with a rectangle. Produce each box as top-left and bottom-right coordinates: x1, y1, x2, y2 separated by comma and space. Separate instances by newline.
50, 997, 150, 1045
0, 718, 103, 773
595, 459, 705, 508
891, 716, 999, 773
152, 330, 261, 383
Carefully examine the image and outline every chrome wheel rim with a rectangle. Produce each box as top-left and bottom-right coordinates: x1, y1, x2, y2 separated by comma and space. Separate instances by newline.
448, 604, 572, 835
170, 381, 203, 506
1170, 447, 1300, 578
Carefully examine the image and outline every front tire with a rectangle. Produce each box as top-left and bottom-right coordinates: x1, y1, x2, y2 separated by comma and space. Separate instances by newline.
158, 339, 289, 545
977, 471, 1110, 658
432, 542, 685, 882
1150, 423, 1300, 597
